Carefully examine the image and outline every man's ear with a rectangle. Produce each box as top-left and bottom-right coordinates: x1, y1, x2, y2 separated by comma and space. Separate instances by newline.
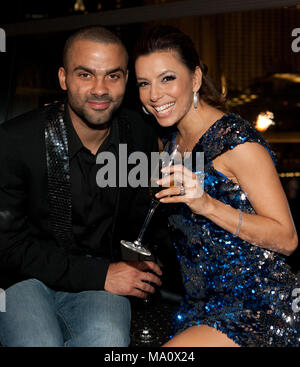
125, 69, 129, 84
58, 67, 67, 91
193, 66, 202, 93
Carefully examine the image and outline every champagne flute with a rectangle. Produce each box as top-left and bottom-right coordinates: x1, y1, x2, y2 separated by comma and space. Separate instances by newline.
131, 246, 160, 346
121, 142, 182, 256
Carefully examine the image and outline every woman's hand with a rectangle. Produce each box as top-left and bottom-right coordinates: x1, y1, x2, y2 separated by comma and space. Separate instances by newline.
155, 164, 209, 215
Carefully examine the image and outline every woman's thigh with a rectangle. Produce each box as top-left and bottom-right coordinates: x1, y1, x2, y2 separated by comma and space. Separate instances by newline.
163, 324, 240, 347
0, 279, 64, 347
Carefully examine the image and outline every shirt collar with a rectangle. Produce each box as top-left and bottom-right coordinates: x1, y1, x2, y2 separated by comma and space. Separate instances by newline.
64, 105, 119, 159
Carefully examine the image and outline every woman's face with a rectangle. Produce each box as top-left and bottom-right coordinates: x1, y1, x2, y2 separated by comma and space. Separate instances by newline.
135, 51, 200, 127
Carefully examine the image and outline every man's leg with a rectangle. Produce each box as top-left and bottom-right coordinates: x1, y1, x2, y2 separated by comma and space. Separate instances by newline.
0, 279, 64, 347
55, 290, 131, 347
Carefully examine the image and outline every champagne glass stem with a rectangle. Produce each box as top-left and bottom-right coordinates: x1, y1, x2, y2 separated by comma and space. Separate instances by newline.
136, 200, 160, 244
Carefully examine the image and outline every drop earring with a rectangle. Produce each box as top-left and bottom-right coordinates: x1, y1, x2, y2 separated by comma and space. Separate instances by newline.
142, 106, 150, 115
193, 91, 198, 109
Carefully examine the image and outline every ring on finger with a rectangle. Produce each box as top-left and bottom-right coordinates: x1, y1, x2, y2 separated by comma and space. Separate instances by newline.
179, 185, 185, 196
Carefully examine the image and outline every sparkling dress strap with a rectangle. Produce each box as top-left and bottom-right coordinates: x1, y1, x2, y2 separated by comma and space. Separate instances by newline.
199, 113, 276, 166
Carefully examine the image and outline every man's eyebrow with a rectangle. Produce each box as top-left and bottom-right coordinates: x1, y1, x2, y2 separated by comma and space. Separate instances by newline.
105, 67, 126, 76
73, 65, 95, 74
72, 66, 126, 75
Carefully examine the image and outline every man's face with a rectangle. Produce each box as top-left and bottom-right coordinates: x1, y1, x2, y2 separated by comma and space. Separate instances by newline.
58, 40, 128, 127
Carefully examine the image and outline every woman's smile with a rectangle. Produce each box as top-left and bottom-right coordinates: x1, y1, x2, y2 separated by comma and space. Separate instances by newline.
152, 102, 176, 116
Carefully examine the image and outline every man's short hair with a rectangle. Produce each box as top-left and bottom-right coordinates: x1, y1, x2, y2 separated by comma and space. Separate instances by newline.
63, 26, 128, 69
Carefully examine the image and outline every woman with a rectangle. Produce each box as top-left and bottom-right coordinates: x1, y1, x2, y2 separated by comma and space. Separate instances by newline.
134, 25, 300, 347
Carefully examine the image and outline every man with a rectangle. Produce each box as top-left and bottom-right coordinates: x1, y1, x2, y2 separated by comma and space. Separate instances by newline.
0, 26, 163, 347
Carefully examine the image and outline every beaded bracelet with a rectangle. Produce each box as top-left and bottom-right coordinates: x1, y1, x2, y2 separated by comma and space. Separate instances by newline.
235, 209, 243, 236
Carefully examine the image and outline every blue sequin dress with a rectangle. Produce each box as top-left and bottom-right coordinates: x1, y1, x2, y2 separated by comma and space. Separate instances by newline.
166, 113, 300, 346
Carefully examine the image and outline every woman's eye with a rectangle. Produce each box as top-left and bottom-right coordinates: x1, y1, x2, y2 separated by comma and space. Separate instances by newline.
137, 81, 149, 88
162, 75, 176, 82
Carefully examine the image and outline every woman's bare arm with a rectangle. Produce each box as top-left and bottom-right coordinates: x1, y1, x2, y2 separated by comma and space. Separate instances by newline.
157, 142, 298, 255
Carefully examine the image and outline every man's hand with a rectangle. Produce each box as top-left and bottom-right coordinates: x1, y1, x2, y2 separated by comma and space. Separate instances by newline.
104, 261, 162, 298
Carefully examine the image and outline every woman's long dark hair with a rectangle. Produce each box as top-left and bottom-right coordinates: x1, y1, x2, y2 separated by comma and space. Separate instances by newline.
134, 25, 227, 112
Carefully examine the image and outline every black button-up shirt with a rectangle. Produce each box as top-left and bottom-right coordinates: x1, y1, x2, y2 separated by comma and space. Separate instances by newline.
65, 109, 119, 258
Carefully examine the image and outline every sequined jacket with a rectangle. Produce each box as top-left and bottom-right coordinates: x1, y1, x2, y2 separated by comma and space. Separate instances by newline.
0, 102, 166, 292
